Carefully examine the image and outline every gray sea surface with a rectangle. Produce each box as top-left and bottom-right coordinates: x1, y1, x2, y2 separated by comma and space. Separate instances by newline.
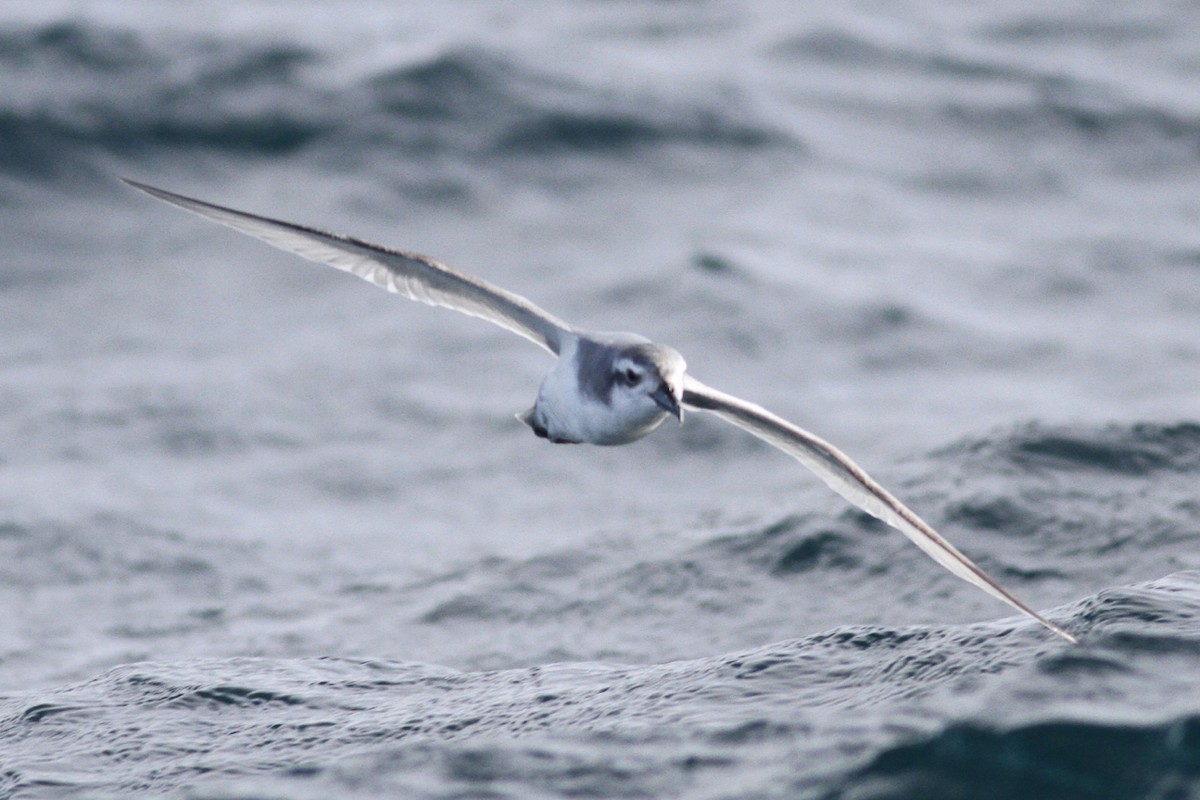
2, 1, 1200, 797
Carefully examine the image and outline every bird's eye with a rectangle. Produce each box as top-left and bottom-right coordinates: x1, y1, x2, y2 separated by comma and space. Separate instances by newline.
620, 367, 640, 386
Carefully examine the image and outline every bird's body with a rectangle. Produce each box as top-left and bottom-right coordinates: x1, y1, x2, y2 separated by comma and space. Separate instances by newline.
525, 334, 686, 445
123, 178, 1078, 644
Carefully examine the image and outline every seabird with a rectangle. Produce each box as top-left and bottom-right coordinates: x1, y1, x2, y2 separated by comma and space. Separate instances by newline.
123, 178, 1078, 643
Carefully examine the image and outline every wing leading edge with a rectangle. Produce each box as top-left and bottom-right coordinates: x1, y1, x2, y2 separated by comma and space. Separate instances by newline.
123, 180, 575, 355
682, 376, 1077, 643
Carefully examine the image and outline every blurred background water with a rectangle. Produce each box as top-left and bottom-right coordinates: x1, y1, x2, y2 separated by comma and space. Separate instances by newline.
2, 1, 1199, 797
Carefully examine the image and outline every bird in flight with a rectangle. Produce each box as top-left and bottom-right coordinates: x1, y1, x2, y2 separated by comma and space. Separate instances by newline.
123, 179, 1077, 644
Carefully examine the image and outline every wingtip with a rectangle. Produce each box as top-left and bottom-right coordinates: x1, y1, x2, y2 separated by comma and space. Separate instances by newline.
120, 177, 167, 199
1033, 614, 1078, 644
1051, 624, 1080, 645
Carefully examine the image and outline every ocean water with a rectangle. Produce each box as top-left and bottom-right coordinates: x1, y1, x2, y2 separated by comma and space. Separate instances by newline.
2, 1, 1200, 797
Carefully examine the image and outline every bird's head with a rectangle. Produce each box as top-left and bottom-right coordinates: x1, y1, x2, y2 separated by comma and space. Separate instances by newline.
609, 342, 686, 423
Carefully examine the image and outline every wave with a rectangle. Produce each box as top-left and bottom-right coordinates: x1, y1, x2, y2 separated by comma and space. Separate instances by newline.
841, 714, 1200, 800
5, 419, 1188, 678
0, 21, 781, 184
2, 571, 1197, 797
418, 419, 1200, 598
773, 22, 1200, 181
0, 631, 1040, 795
944, 421, 1200, 477
0, 22, 329, 179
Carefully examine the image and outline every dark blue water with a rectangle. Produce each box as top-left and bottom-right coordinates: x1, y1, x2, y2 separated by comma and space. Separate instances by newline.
2, 2, 1200, 797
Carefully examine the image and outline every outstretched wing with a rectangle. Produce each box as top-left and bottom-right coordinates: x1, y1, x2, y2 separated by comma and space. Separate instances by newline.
123, 179, 576, 355
681, 375, 1077, 643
